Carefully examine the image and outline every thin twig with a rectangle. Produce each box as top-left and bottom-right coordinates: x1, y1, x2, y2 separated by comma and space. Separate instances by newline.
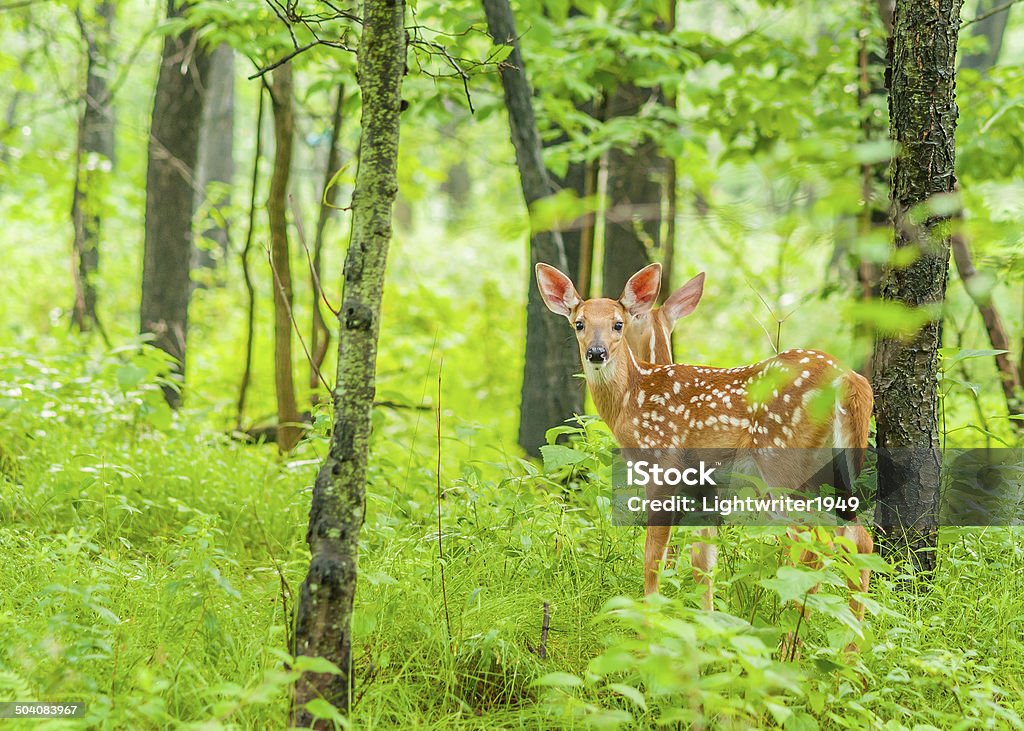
436, 357, 452, 643
288, 195, 332, 396
539, 602, 550, 660
0, 0, 44, 11
250, 503, 296, 655
267, 244, 334, 398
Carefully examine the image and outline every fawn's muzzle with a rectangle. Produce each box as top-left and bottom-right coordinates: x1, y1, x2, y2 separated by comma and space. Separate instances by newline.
586, 346, 608, 363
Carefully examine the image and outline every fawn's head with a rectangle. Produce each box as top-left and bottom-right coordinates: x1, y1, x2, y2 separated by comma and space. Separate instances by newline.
535, 263, 705, 379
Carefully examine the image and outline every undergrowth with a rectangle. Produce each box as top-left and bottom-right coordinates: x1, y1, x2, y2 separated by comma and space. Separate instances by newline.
1, 345, 1022, 729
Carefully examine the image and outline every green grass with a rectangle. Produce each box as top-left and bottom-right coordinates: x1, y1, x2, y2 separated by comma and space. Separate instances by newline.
1, 343, 1023, 730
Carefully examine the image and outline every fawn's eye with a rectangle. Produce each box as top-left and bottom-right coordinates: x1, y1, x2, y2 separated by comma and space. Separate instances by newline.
575, 321, 584, 331
613, 321, 624, 332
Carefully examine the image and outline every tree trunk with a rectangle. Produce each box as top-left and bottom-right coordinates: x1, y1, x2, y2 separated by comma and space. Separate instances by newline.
961, 0, 1012, 71
235, 89, 266, 430
140, 0, 211, 408
268, 63, 302, 452
310, 86, 345, 408
853, 0, 895, 378
194, 42, 235, 270
71, 0, 115, 333
602, 82, 663, 297
290, 0, 406, 723
543, 90, 598, 289
482, 0, 583, 457
951, 228, 1022, 418
872, 0, 963, 572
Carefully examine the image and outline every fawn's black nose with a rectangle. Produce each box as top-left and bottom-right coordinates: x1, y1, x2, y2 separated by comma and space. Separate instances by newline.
586, 346, 608, 363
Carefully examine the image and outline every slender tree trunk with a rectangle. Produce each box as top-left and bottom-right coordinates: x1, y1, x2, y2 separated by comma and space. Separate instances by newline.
951, 3, 1019, 424
268, 63, 302, 452
872, 0, 963, 572
961, 0, 1012, 71
951, 228, 1022, 418
483, 0, 583, 457
291, 0, 406, 723
235, 88, 265, 430
194, 42, 235, 270
602, 82, 662, 297
71, 0, 115, 333
140, 0, 211, 407
557, 154, 591, 287
853, 0, 894, 378
440, 100, 471, 229
660, 0, 678, 301
310, 86, 345, 407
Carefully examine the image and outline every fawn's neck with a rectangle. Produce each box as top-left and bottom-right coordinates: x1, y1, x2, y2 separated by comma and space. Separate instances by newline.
585, 349, 643, 433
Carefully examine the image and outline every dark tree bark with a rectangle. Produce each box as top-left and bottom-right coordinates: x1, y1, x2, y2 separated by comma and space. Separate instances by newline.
71, 0, 115, 333
961, 0, 1013, 71
310, 85, 345, 407
872, 0, 963, 572
483, 0, 583, 457
290, 0, 406, 723
139, 0, 211, 407
602, 82, 663, 297
268, 63, 302, 452
194, 42, 235, 270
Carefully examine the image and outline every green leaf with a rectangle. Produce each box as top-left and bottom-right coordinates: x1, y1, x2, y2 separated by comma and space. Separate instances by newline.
304, 698, 348, 726
608, 683, 646, 709
759, 566, 822, 604
116, 364, 148, 391
293, 655, 344, 675
784, 711, 821, 731
845, 300, 937, 336
540, 444, 588, 472
532, 671, 583, 688
938, 347, 1008, 369
545, 424, 583, 445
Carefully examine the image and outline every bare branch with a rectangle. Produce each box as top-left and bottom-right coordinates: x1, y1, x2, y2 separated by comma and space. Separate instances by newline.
962, 0, 1020, 28
247, 39, 355, 79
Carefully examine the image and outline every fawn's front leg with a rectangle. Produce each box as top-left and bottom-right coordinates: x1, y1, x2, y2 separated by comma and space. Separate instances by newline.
644, 525, 672, 596
691, 526, 718, 611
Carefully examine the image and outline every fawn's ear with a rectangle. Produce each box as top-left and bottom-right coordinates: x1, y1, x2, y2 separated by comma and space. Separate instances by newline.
662, 272, 705, 324
536, 263, 582, 317
620, 263, 662, 316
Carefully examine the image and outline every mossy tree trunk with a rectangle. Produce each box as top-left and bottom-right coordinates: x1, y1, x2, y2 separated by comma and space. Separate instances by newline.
872, 0, 963, 572
291, 0, 406, 724
268, 63, 302, 452
482, 0, 583, 456
140, 0, 210, 407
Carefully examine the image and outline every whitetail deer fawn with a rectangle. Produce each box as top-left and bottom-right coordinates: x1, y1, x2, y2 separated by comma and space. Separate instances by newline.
536, 262, 875, 642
